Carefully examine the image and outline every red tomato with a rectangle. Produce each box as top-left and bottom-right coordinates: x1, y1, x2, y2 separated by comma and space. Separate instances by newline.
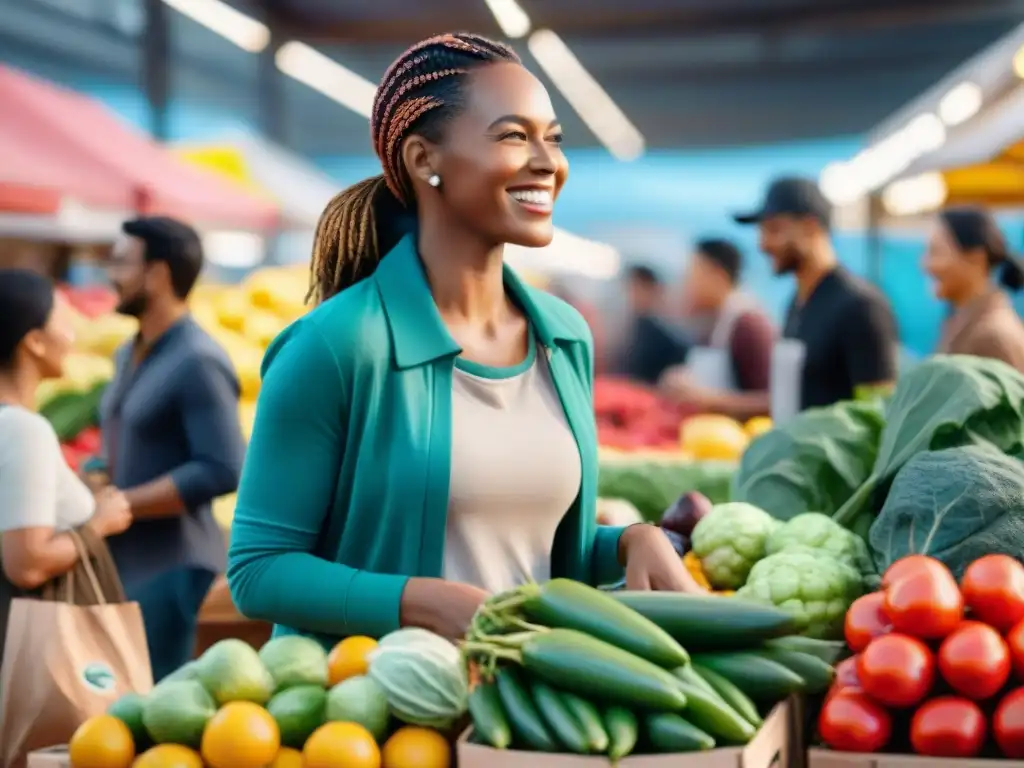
834, 656, 861, 689
961, 555, 1024, 633
911, 697, 986, 757
881, 555, 951, 589
884, 566, 963, 639
1008, 619, 1024, 681
938, 621, 1011, 700
857, 634, 935, 707
994, 687, 1024, 758
818, 689, 892, 753
845, 592, 893, 652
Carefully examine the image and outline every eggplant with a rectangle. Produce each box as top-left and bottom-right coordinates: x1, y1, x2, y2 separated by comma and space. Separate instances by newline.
660, 491, 713, 538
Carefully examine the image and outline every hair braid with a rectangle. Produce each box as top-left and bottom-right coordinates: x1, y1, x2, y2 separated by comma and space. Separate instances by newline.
307, 32, 520, 303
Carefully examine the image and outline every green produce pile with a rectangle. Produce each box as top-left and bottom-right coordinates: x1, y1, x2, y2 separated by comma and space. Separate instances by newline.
598, 457, 734, 522
104, 628, 465, 764
731, 354, 1024, 576
462, 578, 843, 758
686, 504, 872, 639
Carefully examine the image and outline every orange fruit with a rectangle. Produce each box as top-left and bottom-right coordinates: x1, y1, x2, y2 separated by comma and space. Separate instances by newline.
327, 635, 378, 685
382, 726, 451, 768
69, 714, 135, 768
200, 701, 280, 768
131, 744, 204, 768
304, 721, 381, 768
269, 747, 305, 768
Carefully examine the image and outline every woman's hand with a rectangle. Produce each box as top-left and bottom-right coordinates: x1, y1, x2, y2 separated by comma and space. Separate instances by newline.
400, 578, 490, 642
620, 524, 707, 593
88, 487, 133, 537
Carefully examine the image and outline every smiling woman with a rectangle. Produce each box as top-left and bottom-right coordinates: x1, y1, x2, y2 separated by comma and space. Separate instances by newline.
227, 32, 700, 651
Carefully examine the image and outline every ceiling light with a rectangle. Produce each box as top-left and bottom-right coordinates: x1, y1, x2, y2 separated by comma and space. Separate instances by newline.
881, 173, 947, 217
161, 0, 269, 53
528, 29, 645, 161
1014, 45, 1024, 79
275, 42, 376, 118
938, 82, 982, 126
483, 0, 531, 38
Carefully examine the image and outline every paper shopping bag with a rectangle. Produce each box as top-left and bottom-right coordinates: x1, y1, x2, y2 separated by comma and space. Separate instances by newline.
0, 533, 152, 768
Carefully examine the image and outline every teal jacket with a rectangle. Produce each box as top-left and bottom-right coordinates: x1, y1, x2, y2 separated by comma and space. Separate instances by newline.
227, 235, 626, 645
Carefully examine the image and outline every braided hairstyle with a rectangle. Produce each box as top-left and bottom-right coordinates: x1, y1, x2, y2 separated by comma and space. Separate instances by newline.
307, 33, 521, 303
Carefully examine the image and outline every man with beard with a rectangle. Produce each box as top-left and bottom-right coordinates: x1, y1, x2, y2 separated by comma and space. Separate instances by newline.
101, 216, 244, 680
733, 177, 897, 421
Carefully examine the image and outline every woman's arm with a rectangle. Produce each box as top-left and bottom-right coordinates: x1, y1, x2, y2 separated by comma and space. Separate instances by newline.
0, 411, 97, 589
227, 320, 409, 639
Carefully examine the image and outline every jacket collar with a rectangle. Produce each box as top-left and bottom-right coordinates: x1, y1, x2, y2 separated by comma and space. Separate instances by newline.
373, 234, 586, 370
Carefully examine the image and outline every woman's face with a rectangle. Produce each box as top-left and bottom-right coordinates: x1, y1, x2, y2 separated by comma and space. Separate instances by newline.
21, 291, 76, 379
923, 219, 986, 302
429, 62, 568, 248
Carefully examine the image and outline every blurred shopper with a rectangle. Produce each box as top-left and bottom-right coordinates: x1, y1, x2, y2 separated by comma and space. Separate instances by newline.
734, 177, 897, 422
924, 206, 1024, 371
0, 270, 131, 644
613, 264, 692, 384
228, 33, 699, 649
103, 217, 244, 681
660, 238, 774, 418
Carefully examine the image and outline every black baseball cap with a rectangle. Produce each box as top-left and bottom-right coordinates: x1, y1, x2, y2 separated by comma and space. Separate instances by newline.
733, 176, 832, 227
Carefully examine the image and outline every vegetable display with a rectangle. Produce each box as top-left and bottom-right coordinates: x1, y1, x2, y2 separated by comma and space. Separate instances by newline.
71, 631, 459, 768
818, 553, 1024, 760
463, 578, 837, 759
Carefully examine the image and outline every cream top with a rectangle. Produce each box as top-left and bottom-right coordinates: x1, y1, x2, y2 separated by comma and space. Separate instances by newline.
443, 335, 583, 594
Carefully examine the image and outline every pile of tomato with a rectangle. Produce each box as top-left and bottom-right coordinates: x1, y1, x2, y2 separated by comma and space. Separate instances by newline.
819, 553, 1024, 759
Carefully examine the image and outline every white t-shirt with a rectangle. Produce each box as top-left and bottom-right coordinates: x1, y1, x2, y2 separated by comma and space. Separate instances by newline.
0, 406, 95, 533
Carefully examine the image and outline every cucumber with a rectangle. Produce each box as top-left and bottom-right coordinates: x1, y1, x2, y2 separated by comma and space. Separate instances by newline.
673, 675, 757, 744
609, 592, 797, 650
468, 680, 512, 749
603, 706, 638, 761
762, 635, 847, 665
530, 681, 590, 754
691, 663, 762, 727
517, 629, 687, 711
674, 664, 719, 696
494, 667, 560, 751
645, 713, 715, 752
691, 652, 805, 701
561, 693, 609, 753
520, 579, 689, 668
757, 648, 835, 694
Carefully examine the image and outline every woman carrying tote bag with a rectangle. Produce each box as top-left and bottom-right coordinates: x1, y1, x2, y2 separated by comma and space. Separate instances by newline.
0, 270, 152, 768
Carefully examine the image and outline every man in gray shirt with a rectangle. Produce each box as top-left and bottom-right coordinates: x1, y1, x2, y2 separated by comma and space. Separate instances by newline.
102, 217, 244, 681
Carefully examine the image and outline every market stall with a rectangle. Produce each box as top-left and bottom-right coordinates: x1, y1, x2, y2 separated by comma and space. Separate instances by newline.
0, 64, 279, 233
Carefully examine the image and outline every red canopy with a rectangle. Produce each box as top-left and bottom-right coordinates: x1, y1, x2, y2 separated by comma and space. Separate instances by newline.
0, 65, 279, 230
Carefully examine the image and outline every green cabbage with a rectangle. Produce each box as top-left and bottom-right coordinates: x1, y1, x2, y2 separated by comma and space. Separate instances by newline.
736, 550, 864, 639
766, 512, 873, 574
690, 502, 778, 589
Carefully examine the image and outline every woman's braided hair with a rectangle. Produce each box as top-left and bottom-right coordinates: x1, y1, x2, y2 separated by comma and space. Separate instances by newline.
307, 33, 520, 303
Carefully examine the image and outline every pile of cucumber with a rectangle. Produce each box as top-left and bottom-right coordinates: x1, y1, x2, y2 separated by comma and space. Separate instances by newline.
463, 580, 842, 760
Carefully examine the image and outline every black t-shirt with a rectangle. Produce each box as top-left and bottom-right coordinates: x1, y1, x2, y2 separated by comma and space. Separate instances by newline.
614, 314, 692, 385
783, 269, 898, 410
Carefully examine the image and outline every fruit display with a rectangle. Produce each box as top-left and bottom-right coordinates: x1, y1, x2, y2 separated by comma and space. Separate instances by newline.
817, 553, 1024, 759
461, 577, 841, 759
71, 629, 458, 768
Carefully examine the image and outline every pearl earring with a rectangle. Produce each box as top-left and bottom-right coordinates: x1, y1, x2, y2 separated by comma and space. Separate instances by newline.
428, 174, 441, 188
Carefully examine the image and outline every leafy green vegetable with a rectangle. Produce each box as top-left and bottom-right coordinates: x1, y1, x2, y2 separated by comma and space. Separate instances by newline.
766, 512, 874, 574
868, 445, 1024, 578
691, 502, 779, 589
834, 355, 1024, 533
598, 459, 734, 522
731, 400, 885, 521
736, 550, 864, 639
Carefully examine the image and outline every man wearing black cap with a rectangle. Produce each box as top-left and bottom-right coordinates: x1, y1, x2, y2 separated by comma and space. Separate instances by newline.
733, 176, 898, 420
660, 238, 775, 419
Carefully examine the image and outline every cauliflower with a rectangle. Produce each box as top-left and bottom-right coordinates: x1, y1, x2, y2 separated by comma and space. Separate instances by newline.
736, 550, 864, 639
691, 502, 778, 589
765, 512, 873, 574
